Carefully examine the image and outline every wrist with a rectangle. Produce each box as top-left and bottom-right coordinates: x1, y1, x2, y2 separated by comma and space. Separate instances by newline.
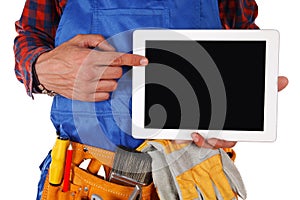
32, 62, 56, 97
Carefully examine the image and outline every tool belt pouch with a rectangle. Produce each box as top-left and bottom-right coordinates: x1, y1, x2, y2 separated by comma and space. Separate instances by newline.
41, 142, 159, 200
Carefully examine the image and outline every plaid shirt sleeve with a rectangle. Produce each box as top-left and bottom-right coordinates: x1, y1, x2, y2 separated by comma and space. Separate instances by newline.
14, 0, 258, 97
14, 0, 65, 97
219, 0, 259, 29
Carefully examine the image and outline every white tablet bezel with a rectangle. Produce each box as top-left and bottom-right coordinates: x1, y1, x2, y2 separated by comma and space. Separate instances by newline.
132, 29, 279, 141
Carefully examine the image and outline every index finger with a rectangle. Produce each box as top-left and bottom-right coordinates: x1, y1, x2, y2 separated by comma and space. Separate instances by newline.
110, 53, 149, 66
88, 51, 149, 67
191, 133, 236, 149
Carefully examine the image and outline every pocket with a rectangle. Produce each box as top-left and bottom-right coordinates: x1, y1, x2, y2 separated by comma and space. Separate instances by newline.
41, 165, 157, 200
91, 8, 170, 52
41, 175, 82, 200
92, 8, 170, 33
72, 166, 158, 200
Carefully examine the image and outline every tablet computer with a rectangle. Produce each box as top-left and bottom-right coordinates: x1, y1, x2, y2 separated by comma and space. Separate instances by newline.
132, 29, 279, 141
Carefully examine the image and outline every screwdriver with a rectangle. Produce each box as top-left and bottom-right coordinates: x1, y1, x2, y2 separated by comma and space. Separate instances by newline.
49, 137, 70, 185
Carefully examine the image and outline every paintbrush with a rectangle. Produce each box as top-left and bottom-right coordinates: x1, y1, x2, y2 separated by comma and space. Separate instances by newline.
108, 146, 152, 187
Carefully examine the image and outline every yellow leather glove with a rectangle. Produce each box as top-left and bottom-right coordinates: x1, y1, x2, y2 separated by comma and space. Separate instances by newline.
140, 140, 246, 200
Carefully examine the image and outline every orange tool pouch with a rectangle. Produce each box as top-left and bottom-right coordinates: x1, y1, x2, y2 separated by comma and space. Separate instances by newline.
41, 142, 159, 200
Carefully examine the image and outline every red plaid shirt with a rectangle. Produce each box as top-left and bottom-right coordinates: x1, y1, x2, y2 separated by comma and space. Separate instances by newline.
14, 0, 259, 97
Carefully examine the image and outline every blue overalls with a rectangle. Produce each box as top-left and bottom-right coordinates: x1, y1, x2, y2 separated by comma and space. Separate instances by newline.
37, 1, 222, 199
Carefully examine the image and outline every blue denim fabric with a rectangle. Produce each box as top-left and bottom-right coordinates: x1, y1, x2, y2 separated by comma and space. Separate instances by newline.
37, 0, 222, 199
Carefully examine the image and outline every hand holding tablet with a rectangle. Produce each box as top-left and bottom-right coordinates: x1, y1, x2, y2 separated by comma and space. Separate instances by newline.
132, 29, 280, 142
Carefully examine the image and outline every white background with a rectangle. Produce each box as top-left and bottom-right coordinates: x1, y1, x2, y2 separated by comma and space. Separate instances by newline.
0, 0, 299, 199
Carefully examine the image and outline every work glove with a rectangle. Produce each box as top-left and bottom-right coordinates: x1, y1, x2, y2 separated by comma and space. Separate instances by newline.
140, 140, 246, 200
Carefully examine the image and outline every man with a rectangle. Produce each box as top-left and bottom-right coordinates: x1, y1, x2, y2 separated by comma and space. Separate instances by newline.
14, 0, 288, 199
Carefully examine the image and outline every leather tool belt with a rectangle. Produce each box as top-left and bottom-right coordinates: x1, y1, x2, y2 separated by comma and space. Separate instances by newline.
41, 141, 159, 200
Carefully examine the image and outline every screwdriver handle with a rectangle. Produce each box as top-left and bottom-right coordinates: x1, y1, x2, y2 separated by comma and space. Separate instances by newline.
49, 137, 70, 185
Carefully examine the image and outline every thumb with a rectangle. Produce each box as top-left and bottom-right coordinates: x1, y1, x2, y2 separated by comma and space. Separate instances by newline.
278, 76, 288, 92
70, 34, 116, 51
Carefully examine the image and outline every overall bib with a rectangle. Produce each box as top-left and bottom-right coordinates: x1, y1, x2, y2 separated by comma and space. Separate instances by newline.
37, 1, 222, 199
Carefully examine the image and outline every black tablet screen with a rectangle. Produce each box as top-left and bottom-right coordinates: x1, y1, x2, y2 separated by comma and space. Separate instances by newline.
144, 40, 266, 131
